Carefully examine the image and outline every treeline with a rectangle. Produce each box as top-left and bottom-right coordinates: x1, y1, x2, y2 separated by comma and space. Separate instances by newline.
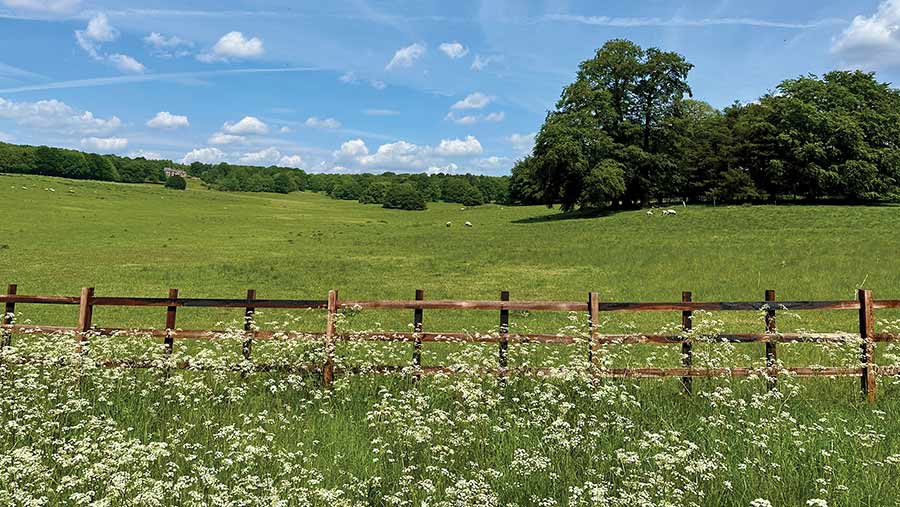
187, 160, 510, 207
0, 142, 172, 183
510, 39, 900, 209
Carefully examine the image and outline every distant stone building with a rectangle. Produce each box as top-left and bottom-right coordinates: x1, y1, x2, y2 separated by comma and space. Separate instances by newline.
164, 167, 187, 178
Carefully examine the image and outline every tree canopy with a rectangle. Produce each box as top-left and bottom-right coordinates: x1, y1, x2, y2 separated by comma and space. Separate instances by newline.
512, 39, 900, 208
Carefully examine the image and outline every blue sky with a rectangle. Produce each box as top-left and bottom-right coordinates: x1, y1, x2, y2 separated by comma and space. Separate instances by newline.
0, 0, 897, 175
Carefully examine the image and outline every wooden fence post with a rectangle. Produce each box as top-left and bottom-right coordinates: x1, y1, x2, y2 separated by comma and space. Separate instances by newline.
499, 291, 510, 372
588, 292, 599, 366
681, 291, 693, 394
76, 287, 94, 354
164, 288, 178, 356
242, 289, 256, 361
765, 290, 777, 390
413, 289, 424, 377
2, 284, 16, 348
324, 289, 337, 387
858, 289, 876, 403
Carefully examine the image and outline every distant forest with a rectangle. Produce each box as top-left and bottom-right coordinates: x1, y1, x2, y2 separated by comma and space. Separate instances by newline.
0, 142, 510, 208
4, 38, 900, 210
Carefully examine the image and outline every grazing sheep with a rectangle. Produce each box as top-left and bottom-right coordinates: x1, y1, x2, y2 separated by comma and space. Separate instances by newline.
446, 221, 452, 227
465, 221, 473, 227
646, 210, 654, 216
663, 209, 677, 216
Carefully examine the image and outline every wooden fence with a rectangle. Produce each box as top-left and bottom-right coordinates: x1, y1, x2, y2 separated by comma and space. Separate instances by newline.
2, 283, 900, 402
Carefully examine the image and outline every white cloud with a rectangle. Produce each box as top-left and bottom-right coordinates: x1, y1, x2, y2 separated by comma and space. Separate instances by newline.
239, 146, 282, 165
445, 111, 504, 124
508, 132, 536, 153
370, 79, 386, 90
0, 131, 13, 142
182, 147, 226, 164
85, 12, 117, 42
74, 13, 145, 73
426, 163, 459, 175
279, 126, 292, 133
451, 92, 493, 110
832, 0, 900, 68
81, 136, 128, 151
340, 71, 386, 90
339, 71, 356, 83
279, 154, 303, 168
144, 32, 192, 58
436, 136, 483, 156
471, 54, 498, 71
0, 97, 121, 134
147, 111, 190, 129
546, 13, 843, 29
364, 108, 400, 116
305, 116, 341, 129
199, 31, 264, 62
1, 0, 80, 13
444, 112, 478, 125
336, 139, 369, 160
439, 41, 468, 59
208, 132, 245, 145
222, 116, 268, 135
108, 53, 146, 73
386, 42, 425, 70
473, 156, 510, 171
127, 149, 162, 160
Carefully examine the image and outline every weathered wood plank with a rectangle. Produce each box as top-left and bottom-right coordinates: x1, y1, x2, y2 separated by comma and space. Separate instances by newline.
164, 288, 177, 355
76, 287, 94, 354
765, 290, 777, 390
859, 289, 876, 403
2, 284, 16, 347
324, 290, 337, 387
681, 291, 693, 394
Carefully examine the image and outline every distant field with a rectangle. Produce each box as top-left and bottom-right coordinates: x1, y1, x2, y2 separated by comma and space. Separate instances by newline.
4, 173, 900, 506
2, 173, 899, 332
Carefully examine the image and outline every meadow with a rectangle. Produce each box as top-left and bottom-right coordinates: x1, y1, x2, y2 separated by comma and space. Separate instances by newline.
3, 173, 900, 506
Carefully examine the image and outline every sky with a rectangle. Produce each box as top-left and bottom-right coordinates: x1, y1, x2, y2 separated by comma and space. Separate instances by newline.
0, 0, 898, 176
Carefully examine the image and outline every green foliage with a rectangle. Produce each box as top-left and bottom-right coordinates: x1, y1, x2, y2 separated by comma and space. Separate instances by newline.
164, 175, 187, 190
382, 183, 427, 210
518, 40, 900, 208
0, 142, 169, 183
359, 181, 391, 204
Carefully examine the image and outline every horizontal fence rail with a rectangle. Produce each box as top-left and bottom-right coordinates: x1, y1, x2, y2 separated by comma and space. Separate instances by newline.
1, 283, 899, 402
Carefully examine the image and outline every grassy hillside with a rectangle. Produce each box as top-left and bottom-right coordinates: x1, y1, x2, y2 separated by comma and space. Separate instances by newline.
2, 173, 898, 332
4, 173, 900, 506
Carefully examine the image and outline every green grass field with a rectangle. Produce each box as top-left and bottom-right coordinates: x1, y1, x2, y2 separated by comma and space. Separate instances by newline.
3, 173, 900, 506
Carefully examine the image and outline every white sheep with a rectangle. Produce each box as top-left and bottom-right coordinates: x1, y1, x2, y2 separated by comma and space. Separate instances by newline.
446, 221, 452, 227
464, 221, 473, 227
646, 210, 654, 216
663, 209, 677, 216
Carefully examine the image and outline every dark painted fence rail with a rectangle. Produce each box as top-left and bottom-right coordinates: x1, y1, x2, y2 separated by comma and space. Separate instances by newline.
1, 283, 899, 402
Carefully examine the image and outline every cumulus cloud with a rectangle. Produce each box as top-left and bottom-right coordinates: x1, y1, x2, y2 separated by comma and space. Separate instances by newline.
436, 136, 483, 156
508, 132, 536, 153
75, 13, 145, 73
0, 131, 13, 142
278, 154, 303, 168
832, 0, 900, 69
147, 111, 189, 129
305, 116, 341, 129
222, 116, 268, 135
144, 32, 192, 58
279, 126, 292, 133
199, 31, 264, 62
81, 136, 128, 151
439, 41, 468, 59
451, 92, 493, 110
238, 146, 282, 165
426, 163, 459, 175
182, 147, 226, 164
108, 53, 145, 73
208, 132, 245, 145
386, 42, 425, 70
333, 135, 485, 172
1, 0, 80, 13
127, 149, 162, 160
0, 97, 121, 134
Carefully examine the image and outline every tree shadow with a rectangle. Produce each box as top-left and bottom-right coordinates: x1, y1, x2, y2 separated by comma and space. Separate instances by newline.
511, 207, 624, 224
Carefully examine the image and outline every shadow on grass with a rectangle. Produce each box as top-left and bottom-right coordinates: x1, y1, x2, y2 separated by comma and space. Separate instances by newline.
511, 207, 624, 224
